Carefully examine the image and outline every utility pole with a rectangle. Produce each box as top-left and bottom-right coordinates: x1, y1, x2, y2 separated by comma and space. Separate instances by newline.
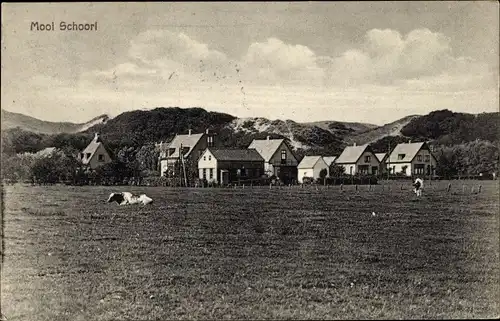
180, 144, 188, 187
387, 141, 391, 181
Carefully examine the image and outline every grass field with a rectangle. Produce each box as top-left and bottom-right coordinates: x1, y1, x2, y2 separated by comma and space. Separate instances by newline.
1, 180, 499, 320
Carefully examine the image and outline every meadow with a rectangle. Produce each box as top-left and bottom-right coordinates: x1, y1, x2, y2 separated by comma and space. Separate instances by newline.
1, 180, 498, 320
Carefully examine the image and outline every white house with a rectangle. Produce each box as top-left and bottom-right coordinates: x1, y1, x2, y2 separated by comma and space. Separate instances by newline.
297, 156, 329, 183
198, 148, 264, 185
158, 129, 215, 176
335, 144, 380, 175
247, 137, 299, 184
78, 133, 113, 169
386, 142, 437, 176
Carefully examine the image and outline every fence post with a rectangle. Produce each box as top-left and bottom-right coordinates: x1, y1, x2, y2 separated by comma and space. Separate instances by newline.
479, 185, 482, 193
400, 184, 403, 191
447, 183, 451, 193
340, 184, 343, 191
462, 185, 466, 193
355, 184, 358, 191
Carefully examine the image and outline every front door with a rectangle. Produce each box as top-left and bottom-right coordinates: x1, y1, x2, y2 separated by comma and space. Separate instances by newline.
221, 170, 229, 185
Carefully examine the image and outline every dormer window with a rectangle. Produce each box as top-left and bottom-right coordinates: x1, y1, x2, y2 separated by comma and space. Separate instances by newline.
207, 136, 214, 147
398, 154, 405, 160
86, 153, 91, 159
168, 148, 176, 156
364, 155, 371, 163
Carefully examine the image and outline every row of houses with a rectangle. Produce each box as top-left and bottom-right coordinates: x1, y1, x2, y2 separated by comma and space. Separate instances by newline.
74, 131, 437, 185
297, 143, 437, 183
155, 129, 438, 185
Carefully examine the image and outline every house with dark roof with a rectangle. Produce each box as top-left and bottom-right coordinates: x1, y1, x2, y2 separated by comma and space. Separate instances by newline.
297, 156, 329, 183
158, 129, 215, 176
247, 136, 299, 184
78, 133, 112, 169
386, 142, 437, 176
335, 143, 380, 175
198, 148, 265, 185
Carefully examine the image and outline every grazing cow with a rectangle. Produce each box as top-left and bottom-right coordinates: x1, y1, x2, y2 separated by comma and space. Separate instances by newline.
413, 178, 424, 197
107, 192, 153, 205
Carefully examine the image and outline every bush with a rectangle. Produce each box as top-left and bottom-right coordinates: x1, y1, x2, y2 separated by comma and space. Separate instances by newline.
323, 175, 378, 185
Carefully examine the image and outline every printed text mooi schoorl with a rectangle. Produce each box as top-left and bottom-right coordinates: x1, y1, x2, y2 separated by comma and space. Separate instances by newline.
30, 21, 98, 31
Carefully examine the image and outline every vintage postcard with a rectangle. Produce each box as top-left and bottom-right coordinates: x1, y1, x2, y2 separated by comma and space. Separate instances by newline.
1, 2, 499, 320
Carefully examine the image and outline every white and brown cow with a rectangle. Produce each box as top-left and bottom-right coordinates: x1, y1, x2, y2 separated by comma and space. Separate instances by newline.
107, 192, 153, 205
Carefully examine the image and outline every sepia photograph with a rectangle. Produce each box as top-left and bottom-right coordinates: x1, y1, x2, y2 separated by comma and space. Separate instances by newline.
1, 2, 499, 320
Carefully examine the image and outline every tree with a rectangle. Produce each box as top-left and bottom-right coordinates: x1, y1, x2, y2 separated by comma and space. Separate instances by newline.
329, 163, 345, 177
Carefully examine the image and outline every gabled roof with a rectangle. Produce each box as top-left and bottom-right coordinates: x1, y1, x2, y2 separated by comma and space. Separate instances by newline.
167, 132, 205, 158
387, 142, 429, 163
375, 153, 387, 162
80, 134, 111, 165
248, 138, 296, 162
298, 156, 325, 169
335, 144, 375, 164
322, 156, 337, 166
207, 148, 264, 162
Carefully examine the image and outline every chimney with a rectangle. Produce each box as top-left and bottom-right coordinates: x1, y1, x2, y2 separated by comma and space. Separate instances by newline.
188, 129, 192, 136
266, 135, 270, 140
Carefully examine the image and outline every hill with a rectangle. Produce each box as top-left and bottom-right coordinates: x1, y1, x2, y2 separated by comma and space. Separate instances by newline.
347, 115, 421, 145
1, 109, 109, 134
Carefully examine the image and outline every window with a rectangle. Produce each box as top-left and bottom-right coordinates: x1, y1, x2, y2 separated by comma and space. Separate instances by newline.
358, 165, 369, 174
98, 154, 104, 162
425, 155, 430, 162
207, 136, 214, 147
364, 155, 371, 163
417, 155, 422, 162
281, 150, 287, 164
241, 168, 247, 177
237, 169, 241, 176
208, 155, 212, 161
398, 154, 405, 160
80, 153, 84, 159
86, 153, 91, 159
203, 156, 206, 161
181, 147, 190, 155
168, 148, 176, 156
256, 168, 260, 177
414, 164, 425, 174
203, 169, 207, 179
209, 168, 213, 179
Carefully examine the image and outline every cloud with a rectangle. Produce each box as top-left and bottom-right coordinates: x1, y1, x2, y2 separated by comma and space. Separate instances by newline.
326, 28, 470, 85
241, 37, 324, 84
129, 29, 229, 74
21, 27, 495, 124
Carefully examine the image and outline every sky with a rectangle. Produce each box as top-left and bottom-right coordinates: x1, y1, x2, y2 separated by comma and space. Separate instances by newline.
1, 2, 498, 125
